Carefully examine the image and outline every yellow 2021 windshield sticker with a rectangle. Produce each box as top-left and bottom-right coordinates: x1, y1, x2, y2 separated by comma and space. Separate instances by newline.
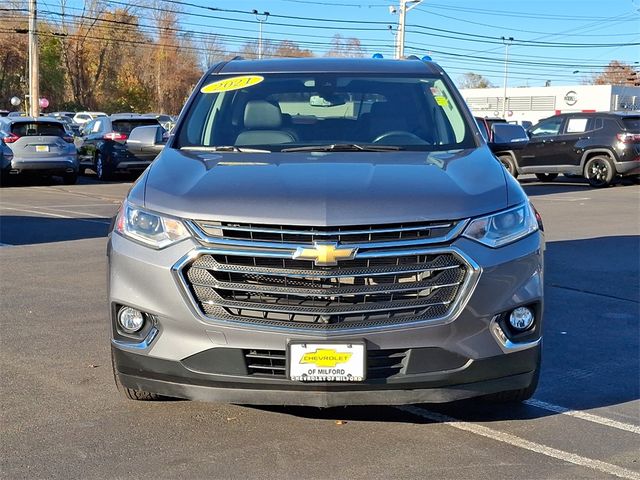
200, 75, 264, 94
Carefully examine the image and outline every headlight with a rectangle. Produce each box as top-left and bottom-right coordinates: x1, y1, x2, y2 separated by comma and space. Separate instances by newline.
462, 203, 538, 248
114, 201, 190, 249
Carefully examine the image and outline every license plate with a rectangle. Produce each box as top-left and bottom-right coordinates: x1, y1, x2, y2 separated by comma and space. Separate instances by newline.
288, 342, 366, 382
35, 145, 49, 152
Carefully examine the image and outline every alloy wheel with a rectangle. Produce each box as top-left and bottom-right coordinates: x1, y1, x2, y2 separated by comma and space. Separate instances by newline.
587, 159, 610, 187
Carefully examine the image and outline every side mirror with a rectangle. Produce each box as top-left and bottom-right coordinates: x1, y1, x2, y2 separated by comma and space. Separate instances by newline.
127, 125, 165, 148
488, 123, 529, 152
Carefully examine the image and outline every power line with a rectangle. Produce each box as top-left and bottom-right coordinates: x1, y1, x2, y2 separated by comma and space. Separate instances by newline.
31, 9, 634, 70
30, 4, 631, 64
3, 5, 635, 84
415, 8, 640, 38
45, 1, 640, 49
0, 24, 608, 83
420, 2, 639, 21
6, 7, 633, 76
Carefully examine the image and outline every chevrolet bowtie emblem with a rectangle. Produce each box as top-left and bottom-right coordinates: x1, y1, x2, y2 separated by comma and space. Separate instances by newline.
293, 242, 357, 266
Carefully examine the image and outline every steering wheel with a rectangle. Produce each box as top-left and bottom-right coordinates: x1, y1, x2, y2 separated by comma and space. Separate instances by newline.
372, 130, 429, 145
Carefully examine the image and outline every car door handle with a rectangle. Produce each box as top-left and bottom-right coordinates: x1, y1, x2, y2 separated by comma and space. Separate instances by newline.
578, 136, 590, 140
542, 139, 554, 143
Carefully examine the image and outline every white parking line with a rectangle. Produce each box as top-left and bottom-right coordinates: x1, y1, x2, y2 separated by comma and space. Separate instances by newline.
398, 405, 640, 480
524, 399, 640, 435
533, 197, 592, 202
2, 203, 113, 219
3, 203, 117, 208
1, 206, 111, 225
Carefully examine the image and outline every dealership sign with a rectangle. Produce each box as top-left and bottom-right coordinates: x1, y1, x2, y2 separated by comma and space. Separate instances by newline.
564, 91, 578, 106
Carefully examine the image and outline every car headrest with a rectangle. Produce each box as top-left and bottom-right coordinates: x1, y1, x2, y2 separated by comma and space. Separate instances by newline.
244, 100, 283, 130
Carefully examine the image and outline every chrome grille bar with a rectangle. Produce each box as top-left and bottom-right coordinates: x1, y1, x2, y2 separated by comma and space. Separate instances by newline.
200, 294, 453, 316
192, 253, 461, 278
187, 219, 469, 250
173, 229, 480, 332
187, 267, 465, 298
198, 222, 454, 236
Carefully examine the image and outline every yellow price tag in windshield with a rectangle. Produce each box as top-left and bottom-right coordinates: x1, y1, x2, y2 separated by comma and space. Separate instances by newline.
435, 96, 449, 107
201, 75, 264, 94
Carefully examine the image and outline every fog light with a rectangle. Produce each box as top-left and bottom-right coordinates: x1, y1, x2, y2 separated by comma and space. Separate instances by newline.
118, 307, 145, 333
509, 306, 534, 331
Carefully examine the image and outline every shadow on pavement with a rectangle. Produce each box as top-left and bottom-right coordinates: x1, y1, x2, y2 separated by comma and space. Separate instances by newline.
0, 172, 136, 187
0, 215, 111, 245
521, 175, 638, 197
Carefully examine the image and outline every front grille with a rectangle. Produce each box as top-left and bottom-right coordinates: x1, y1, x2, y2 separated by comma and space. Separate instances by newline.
192, 220, 462, 247
245, 349, 408, 379
184, 250, 469, 329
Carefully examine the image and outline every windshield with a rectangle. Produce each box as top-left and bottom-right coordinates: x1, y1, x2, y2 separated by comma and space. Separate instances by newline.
176, 73, 475, 152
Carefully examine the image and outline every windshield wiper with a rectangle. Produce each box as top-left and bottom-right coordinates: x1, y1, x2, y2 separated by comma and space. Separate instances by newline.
181, 146, 271, 153
281, 143, 404, 153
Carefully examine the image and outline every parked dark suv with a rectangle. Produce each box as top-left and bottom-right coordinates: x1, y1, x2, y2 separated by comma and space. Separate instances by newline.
474, 116, 507, 142
496, 112, 640, 187
77, 114, 160, 180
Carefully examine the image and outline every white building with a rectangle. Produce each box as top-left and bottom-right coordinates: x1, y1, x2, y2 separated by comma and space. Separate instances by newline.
460, 84, 640, 125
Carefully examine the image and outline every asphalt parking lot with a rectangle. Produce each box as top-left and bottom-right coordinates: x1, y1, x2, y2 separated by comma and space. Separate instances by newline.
1, 174, 638, 480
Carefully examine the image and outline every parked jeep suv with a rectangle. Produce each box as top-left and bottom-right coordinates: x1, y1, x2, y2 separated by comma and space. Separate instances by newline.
109, 58, 544, 407
498, 112, 640, 187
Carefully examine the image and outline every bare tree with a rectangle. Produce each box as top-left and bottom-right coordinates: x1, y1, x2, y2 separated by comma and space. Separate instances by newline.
325, 34, 365, 58
239, 40, 276, 59
273, 40, 313, 58
202, 35, 228, 69
457, 72, 494, 89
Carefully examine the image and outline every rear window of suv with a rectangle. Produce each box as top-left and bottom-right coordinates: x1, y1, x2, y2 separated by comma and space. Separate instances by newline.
621, 117, 640, 131
11, 121, 66, 137
112, 119, 159, 135
176, 73, 475, 152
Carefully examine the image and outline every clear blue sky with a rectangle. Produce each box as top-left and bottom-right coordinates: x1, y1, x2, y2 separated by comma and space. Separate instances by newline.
49, 0, 640, 87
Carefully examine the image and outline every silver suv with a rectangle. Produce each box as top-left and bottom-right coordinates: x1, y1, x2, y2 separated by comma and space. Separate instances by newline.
109, 58, 544, 407
0, 117, 79, 184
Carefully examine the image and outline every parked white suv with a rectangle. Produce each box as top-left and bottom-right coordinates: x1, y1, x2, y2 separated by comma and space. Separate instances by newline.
73, 111, 107, 125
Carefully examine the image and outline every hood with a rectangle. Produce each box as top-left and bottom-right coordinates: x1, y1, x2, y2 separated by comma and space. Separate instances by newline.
143, 147, 514, 225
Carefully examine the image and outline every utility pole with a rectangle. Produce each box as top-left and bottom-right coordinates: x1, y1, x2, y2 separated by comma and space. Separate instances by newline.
28, 0, 40, 117
392, 0, 422, 59
252, 10, 270, 59
501, 36, 513, 119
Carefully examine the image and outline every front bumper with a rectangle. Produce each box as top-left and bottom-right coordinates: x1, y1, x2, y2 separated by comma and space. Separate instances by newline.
114, 346, 539, 407
109, 231, 544, 406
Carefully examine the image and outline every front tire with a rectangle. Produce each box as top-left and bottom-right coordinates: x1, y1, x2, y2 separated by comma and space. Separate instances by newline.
485, 350, 540, 403
584, 155, 615, 188
498, 154, 518, 179
111, 350, 167, 401
535, 173, 558, 182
